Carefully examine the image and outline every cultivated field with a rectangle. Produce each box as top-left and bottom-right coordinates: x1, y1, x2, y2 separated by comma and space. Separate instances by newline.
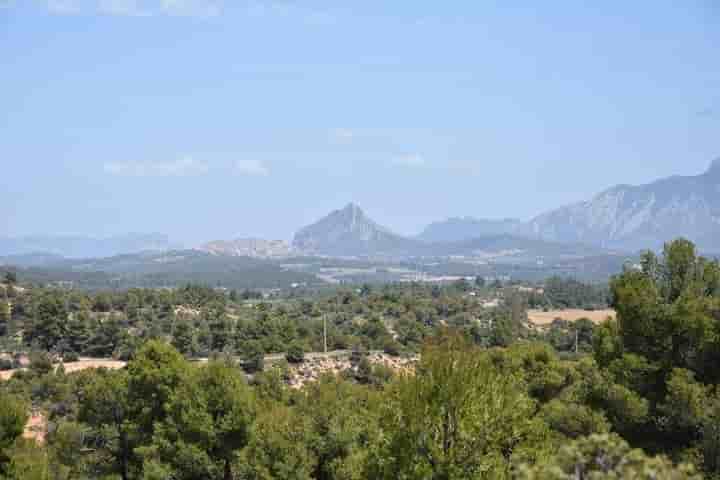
527, 308, 615, 326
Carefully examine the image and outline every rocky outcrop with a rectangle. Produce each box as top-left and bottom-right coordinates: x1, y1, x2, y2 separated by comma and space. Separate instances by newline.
286, 353, 417, 389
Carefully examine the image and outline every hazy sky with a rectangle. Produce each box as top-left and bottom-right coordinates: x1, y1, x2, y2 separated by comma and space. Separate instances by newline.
2, 1, 719, 245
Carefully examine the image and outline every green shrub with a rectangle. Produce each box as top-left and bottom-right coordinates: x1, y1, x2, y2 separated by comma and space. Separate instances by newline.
382, 338, 402, 356
285, 343, 305, 364
29, 351, 53, 375
242, 341, 265, 374
62, 351, 79, 363
0, 358, 12, 371
350, 344, 368, 365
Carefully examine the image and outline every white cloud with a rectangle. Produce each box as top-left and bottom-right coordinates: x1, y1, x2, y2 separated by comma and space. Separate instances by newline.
391, 153, 425, 168
235, 159, 269, 176
37, 0, 224, 17
30, 0, 331, 19
104, 156, 209, 177
99, 0, 149, 16
159, 0, 222, 17
44, 0, 85, 14
246, 1, 335, 25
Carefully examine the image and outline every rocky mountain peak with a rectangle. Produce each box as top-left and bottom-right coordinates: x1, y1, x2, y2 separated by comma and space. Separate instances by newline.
292, 203, 415, 256
342, 202, 360, 212
338, 202, 365, 229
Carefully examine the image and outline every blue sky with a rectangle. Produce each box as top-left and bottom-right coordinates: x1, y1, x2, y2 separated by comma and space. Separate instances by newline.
1, 1, 719, 245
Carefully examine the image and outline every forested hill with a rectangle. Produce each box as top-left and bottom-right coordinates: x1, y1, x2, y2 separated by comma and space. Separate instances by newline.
0, 250, 322, 290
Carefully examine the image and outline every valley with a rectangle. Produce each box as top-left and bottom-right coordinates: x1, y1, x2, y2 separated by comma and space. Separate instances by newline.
12, 159, 720, 290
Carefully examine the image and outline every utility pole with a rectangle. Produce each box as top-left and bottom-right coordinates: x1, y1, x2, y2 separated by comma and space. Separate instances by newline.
323, 314, 328, 354
574, 328, 579, 354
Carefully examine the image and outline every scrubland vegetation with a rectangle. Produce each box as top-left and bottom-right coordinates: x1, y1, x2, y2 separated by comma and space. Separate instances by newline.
1, 238, 718, 479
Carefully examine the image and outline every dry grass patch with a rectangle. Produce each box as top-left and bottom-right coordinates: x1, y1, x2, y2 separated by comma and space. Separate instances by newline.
62, 358, 126, 373
1, 357, 126, 381
527, 308, 615, 326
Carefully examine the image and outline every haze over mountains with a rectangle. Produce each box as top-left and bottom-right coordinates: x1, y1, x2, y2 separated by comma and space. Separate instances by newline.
288, 159, 720, 257
290, 203, 604, 259
417, 218, 522, 243
292, 203, 420, 257
19, 158, 720, 288
199, 238, 292, 258
0, 234, 175, 259
4, 159, 720, 262
521, 158, 720, 252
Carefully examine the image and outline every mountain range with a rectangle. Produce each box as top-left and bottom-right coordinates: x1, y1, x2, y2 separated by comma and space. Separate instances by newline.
290, 203, 603, 259
0, 233, 176, 259
5, 159, 720, 262
417, 217, 522, 243
290, 159, 720, 257
521, 159, 720, 251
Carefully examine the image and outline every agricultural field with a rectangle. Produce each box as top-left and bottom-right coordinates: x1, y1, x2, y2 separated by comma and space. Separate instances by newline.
527, 308, 615, 326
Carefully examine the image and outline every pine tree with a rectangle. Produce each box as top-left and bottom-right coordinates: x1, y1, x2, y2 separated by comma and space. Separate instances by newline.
0, 293, 10, 337
3, 271, 17, 285
65, 310, 92, 355
209, 315, 232, 352
27, 293, 68, 350
171, 320, 197, 357
85, 316, 123, 357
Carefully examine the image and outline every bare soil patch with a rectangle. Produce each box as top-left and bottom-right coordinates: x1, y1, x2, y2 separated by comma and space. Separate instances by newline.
23, 411, 46, 445
62, 358, 126, 373
527, 308, 615, 326
1, 357, 126, 381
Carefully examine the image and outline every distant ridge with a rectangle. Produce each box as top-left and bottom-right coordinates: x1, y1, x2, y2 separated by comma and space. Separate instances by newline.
417, 217, 522, 243
0, 252, 66, 268
2, 249, 323, 290
18, 154, 717, 264
292, 203, 605, 259
198, 238, 292, 258
520, 158, 720, 251
0, 233, 176, 259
